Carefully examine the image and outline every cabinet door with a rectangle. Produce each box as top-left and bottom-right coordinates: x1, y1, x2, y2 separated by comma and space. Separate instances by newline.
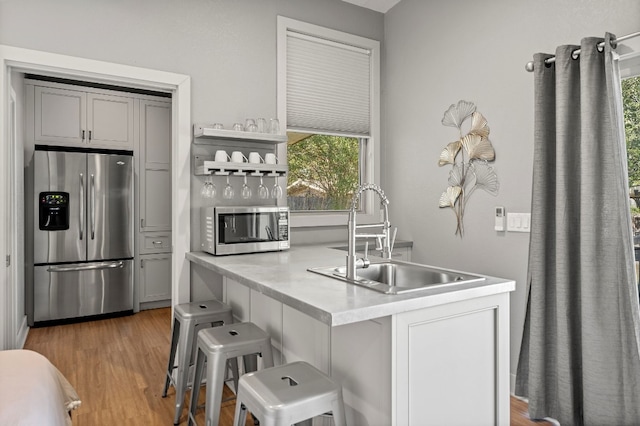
140, 167, 171, 231
394, 293, 510, 426
139, 99, 172, 232
34, 86, 86, 145
139, 254, 172, 302
140, 100, 171, 164
86, 93, 134, 149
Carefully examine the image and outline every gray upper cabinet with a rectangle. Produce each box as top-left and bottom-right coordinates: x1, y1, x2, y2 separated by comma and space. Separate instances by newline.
33, 85, 134, 150
139, 99, 172, 233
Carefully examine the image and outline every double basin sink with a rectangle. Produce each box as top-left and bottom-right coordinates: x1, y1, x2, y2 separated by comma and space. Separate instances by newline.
308, 260, 485, 295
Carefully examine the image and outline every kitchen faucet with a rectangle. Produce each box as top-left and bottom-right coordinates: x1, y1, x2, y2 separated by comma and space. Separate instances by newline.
346, 183, 397, 281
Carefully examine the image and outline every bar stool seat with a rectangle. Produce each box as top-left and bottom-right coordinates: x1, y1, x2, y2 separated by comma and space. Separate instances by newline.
162, 300, 234, 425
233, 361, 347, 426
188, 322, 274, 426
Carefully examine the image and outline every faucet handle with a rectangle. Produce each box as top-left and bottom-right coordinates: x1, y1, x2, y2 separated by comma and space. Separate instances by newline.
375, 236, 383, 251
363, 241, 369, 260
390, 227, 398, 253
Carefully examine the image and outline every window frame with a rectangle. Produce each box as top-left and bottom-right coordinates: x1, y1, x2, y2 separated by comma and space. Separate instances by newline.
277, 16, 381, 228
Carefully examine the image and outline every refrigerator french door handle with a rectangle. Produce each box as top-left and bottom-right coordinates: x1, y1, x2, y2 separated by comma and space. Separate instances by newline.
47, 261, 125, 273
79, 173, 84, 240
90, 174, 95, 240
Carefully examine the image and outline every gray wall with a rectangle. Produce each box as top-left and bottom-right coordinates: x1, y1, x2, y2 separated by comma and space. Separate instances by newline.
0, 0, 383, 300
383, 0, 640, 385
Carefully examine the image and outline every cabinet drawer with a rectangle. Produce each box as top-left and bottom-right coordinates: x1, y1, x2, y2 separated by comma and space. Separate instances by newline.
140, 234, 172, 254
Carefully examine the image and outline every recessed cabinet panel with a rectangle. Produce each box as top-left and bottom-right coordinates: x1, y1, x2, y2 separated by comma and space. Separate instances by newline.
35, 87, 85, 144
87, 94, 134, 148
224, 278, 250, 323
141, 168, 171, 232
142, 101, 171, 165
251, 290, 283, 356
139, 254, 171, 302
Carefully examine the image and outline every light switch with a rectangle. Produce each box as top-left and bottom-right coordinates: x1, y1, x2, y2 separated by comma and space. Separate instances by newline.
506, 213, 531, 233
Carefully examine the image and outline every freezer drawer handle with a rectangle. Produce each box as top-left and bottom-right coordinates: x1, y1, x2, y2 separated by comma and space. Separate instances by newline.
47, 261, 125, 273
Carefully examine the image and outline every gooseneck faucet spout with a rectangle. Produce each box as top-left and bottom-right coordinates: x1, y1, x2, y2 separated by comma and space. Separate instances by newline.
346, 183, 397, 281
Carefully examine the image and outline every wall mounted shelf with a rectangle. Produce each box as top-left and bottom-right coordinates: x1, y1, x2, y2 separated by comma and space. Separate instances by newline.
194, 159, 287, 177
193, 124, 288, 145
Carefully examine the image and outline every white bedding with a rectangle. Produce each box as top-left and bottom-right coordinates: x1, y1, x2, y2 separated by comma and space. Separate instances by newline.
0, 349, 81, 426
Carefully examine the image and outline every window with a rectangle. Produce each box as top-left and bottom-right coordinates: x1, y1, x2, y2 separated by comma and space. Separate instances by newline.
625, 75, 640, 232
277, 17, 380, 227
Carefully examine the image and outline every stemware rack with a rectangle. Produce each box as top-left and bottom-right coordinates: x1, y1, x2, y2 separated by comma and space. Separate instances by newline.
194, 156, 287, 177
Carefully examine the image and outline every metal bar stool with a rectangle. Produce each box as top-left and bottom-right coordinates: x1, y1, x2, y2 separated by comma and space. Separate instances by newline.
233, 361, 347, 426
162, 300, 234, 425
187, 321, 274, 426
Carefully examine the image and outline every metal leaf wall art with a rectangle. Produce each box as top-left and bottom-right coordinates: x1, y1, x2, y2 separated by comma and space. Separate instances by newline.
438, 100, 499, 236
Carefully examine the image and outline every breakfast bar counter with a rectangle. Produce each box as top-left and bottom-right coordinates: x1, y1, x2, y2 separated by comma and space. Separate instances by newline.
186, 246, 515, 426
186, 245, 514, 326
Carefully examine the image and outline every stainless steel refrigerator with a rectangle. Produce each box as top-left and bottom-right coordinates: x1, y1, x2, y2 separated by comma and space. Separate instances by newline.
29, 147, 134, 325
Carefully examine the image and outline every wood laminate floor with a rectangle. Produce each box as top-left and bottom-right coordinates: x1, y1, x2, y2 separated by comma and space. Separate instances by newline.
23, 307, 552, 425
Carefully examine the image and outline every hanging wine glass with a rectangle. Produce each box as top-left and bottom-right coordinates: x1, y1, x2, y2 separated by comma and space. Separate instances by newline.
200, 177, 209, 198
201, 176, 216, 199
223, 175, 234, 199
206, 176, 216, 198
241, 174, 252, 199
271, 175, 283, 199
258, 175, 269, 199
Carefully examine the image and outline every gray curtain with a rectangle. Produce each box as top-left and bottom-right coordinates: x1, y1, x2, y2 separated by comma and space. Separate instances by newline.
516, 33, 640, 425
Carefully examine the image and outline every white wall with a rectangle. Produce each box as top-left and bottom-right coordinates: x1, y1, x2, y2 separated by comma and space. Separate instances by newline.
383, 0, 640, 386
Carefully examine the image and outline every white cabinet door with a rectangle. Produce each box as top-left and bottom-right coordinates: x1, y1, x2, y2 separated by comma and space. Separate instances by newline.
87, 93, 134, 149
139, 99, 171, 232
394, 292, 510, 426
139, 253, 172, 302
34, 86, 86, 145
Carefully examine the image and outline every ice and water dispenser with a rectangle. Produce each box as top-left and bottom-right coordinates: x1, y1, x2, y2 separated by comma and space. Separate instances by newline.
38, 192, 70, 231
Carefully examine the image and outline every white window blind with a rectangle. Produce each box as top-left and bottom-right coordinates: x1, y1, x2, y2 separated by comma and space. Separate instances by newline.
286, 31, 371, 136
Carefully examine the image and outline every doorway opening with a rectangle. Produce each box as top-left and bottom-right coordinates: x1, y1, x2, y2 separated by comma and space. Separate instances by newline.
0, 46, 191, 349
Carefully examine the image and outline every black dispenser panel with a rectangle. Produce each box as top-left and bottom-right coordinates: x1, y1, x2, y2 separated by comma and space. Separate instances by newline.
39, 192, 70, 231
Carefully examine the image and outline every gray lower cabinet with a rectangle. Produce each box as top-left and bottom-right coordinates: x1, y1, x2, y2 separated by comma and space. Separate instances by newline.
139, 254, 172, 304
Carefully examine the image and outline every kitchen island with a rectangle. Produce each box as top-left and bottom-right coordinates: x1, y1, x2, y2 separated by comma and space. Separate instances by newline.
186, 246, 515, 426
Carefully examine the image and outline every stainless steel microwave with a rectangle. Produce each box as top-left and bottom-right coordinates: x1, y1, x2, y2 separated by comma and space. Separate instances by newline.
201, 206, 290, 255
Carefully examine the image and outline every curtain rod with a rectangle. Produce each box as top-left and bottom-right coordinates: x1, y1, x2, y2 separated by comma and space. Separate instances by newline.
525, 31, 640, 72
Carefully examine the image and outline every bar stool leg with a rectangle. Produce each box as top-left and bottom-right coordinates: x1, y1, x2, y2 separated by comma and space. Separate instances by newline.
233, 399, 248, 426
188, 346, 207, 426
162, 318, 180, 397
174, 318, 196, 425
228, 356, 240, 393
204, 352, 229, 426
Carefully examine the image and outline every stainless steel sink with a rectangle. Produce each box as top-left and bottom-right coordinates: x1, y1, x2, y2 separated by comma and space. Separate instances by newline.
308, 260, 485, 295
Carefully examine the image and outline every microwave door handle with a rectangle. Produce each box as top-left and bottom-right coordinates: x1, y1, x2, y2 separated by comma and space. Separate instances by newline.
79, 173, 84, 240
90, 174, 95, 240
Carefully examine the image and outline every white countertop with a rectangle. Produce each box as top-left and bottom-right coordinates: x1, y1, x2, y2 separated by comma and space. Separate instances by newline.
186, 246, 515, 327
